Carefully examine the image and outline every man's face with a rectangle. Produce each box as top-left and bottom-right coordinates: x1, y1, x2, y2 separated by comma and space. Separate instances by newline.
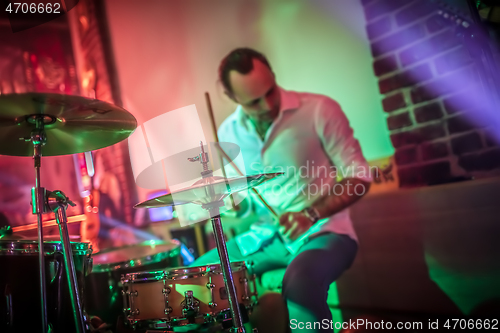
228, 59, 281, 123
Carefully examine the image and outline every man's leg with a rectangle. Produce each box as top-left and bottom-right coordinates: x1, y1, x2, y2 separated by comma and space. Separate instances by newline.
191, 238, 246, 266
192, 235, 290, 275
282, 233, 357, 333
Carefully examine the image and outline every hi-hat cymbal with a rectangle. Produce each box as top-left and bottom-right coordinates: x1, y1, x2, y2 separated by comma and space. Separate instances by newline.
0, 93, 137, 156
134, 172, 283, 208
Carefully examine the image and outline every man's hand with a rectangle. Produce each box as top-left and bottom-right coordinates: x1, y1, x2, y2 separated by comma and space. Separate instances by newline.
278, 212, 313, 241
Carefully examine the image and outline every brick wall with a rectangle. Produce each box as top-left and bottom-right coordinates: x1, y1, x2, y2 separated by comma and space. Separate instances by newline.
362, 0, 500, 187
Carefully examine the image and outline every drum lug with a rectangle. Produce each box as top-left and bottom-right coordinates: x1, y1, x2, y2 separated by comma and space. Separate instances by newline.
181, 290, 200, 317
206, 283, 215, 289
127, 290, 138, 297
208, 302, 217, 308
163, 285, 171, 319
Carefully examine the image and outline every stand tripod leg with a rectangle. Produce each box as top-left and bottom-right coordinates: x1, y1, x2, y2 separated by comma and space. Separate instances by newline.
55, 207, 86, 333
209, 210, 245, 333
35, 211, 48, 332
33, 149, 48, 333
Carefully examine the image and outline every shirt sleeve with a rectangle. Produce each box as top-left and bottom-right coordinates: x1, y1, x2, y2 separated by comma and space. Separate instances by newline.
315, 97, 372, 183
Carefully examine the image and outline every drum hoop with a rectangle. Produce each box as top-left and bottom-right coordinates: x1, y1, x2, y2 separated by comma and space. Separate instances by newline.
165, 261, 246, 279
91, 240, 181, 273
0, 240, 91, 256
206, 261, 246, 273
165, 265, 207, 278
122, 270, 166, 283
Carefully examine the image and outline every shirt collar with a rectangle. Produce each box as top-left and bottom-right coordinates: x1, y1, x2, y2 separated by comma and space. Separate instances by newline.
278, 86, 300, 113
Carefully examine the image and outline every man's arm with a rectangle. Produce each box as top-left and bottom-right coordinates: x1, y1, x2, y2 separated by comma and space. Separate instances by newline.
280, 97, 372, 240
279, 178, 370, 240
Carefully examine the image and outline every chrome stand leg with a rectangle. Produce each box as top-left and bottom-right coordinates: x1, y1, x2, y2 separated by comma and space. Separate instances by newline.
47, 191, 86, 333
33, 143, 48, 333
208, 207, 245, 333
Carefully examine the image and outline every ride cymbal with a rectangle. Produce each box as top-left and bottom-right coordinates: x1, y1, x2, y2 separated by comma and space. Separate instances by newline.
0, 93, 137, 156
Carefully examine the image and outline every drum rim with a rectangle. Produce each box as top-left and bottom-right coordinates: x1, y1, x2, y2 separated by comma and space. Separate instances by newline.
165, 261, 247, 278
91, 240, 181, 273
122, 270, 166, 283
0, 239, 91, 256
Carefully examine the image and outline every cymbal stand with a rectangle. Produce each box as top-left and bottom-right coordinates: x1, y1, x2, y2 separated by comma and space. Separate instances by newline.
30, 117, 49, 333
29, 116, 86, 333
189, 142, 246, 333
47, 190, 86, 333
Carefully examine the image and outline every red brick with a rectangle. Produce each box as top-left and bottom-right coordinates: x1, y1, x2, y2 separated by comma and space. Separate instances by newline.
399, 40, 434, 67
458, 148, 500, 171
425, 14, 452, 34
387, 112, 412, 130
390, 124, 446, 149
395, 146, 418, 165
451, 132, 483, 155
379, 63, 433, 94
373, 55, 399, 76
398, 161, 451, 187
395, 2, 436, 27
443, 89, 486, 114
398, 63, 433, 86
410, 84, 438, 104
399, 29, 460, 67
415, 123, 446, 142
371, 23, 425, 57
447, 115, 475, 134
434, 47, 472, 75
411, 68, 474, 104
421, 141, 448, 161
364, 0, 412, 22
430, 29, 462, 54
367, 16, 392, 40
382, 92, 406, 112
484, 129, 500, 147
390, 131, 419, 148
414, 102, 443, 123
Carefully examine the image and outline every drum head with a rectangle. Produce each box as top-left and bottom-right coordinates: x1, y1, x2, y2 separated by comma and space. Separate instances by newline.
91, 240, 181, 273
166, 261, 246, 279
0, 239, 91, 255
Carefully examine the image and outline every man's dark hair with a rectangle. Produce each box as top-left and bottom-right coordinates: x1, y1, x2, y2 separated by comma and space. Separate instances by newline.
218, 48, 272, 96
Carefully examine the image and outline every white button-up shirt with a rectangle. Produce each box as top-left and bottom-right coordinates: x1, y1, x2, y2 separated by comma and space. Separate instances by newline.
218, 87, 371, 254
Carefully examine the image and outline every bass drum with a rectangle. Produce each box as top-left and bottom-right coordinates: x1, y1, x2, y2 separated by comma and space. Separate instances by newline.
84, 240, 182, 327
0, 240, 92, 333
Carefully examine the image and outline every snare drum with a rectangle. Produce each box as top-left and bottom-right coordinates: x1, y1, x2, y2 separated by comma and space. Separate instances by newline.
84, 240, 182, 327
122, 261, 257, 330
0, 240, 92, 333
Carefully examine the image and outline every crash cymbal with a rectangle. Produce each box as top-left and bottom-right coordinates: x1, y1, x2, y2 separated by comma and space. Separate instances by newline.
0, 93, 137, 156
134, 172, 283, 208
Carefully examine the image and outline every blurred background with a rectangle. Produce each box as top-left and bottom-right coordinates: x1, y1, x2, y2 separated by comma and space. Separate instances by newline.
1, 0, 500, 328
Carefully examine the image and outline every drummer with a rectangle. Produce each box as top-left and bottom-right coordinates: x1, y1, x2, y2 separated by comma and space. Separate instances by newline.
192, 48, 372, 332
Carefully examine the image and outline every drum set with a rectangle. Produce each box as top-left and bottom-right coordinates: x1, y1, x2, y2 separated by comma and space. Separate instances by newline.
0, 93, 282, 333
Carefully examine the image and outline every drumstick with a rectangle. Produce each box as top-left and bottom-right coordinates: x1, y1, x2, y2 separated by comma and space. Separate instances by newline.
12, 214, 87, 233
205, 92, 237, 211
204, 92, 279, 219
